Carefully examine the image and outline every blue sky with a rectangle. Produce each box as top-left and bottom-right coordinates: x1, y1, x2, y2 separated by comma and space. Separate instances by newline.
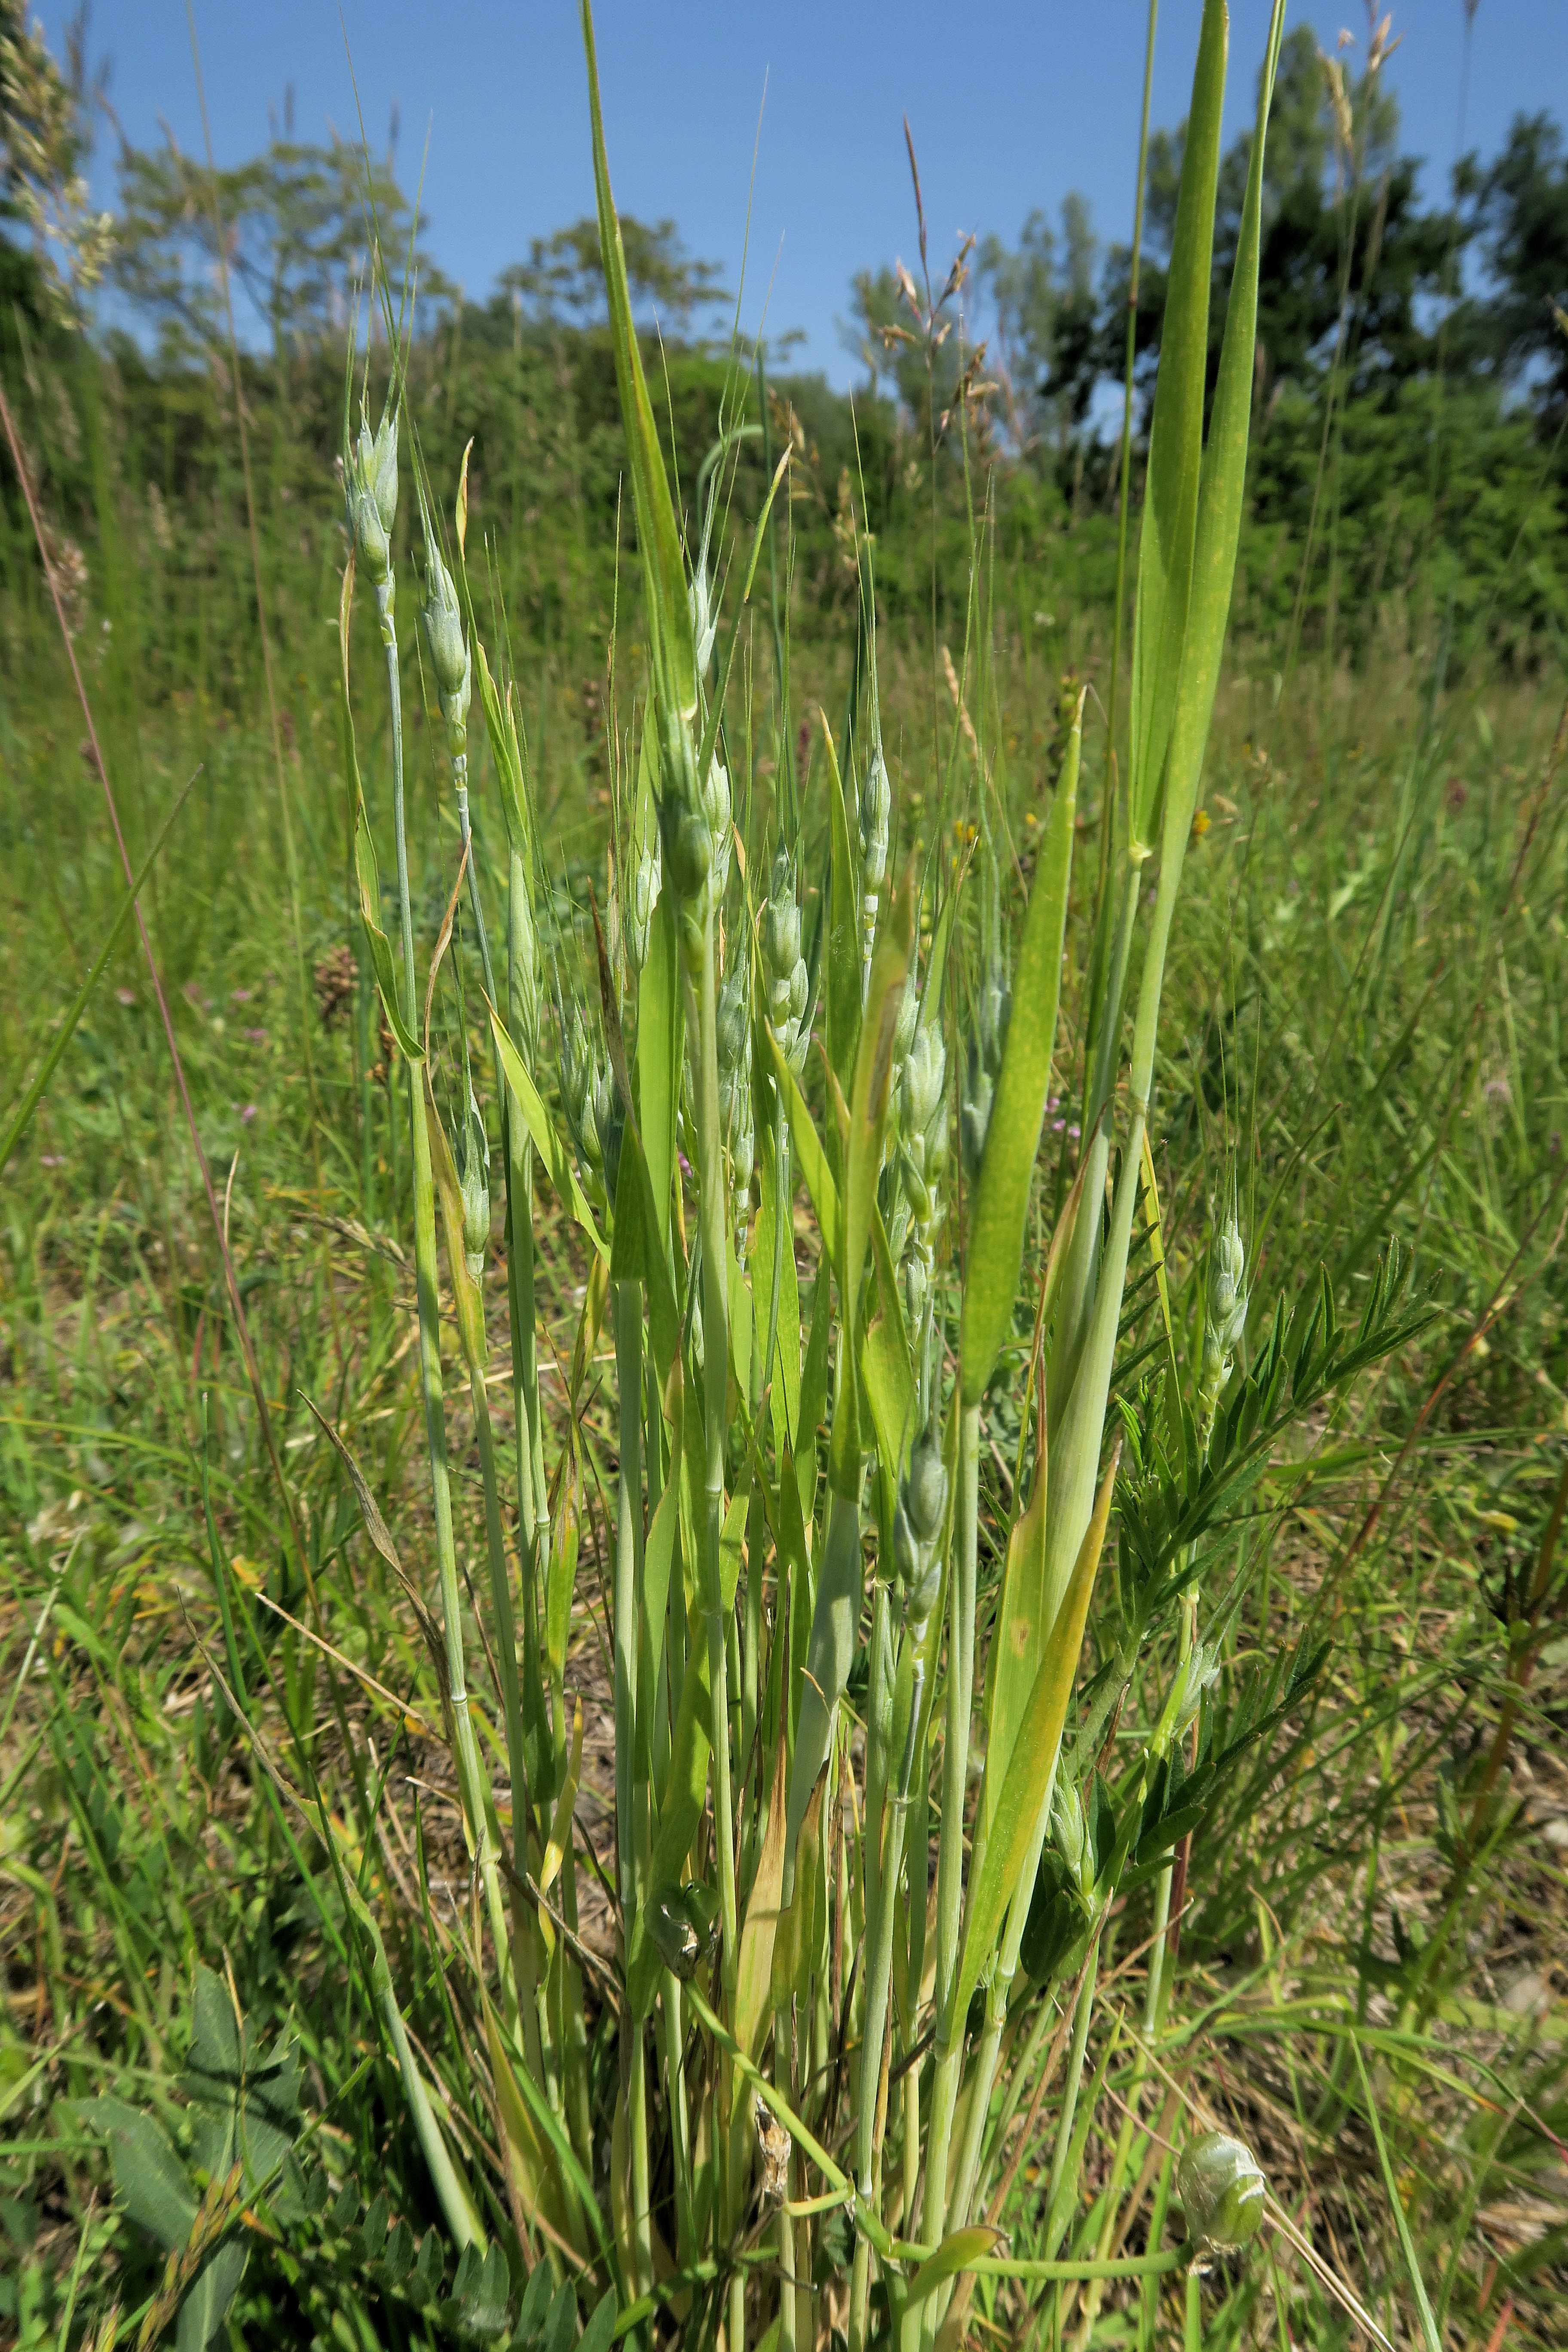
45, 1, 1561, 385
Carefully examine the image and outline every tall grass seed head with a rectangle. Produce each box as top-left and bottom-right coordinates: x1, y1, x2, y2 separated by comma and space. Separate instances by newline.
594, 1063, 623, 1213
420, 543, 472, 756
900, 1020, 948, 1217
1051, 1778, 1091, 1894
702, 753, 733, 903
656, 703, 714, 969
1176, 2131, 1266, 2255
1209, 1213, 1247, 1339
717, 954, 755, 1215
1201, 1213, 1249, 1404
764, 849, 809, 1072
344, 405, 398, 588
860, 738, 891, 895
625, 797, 662, 977
689, 556, 717, 679
561, 1002, 618, 1207
961, 949, 1011, 1179
893, 1426, 948, 1626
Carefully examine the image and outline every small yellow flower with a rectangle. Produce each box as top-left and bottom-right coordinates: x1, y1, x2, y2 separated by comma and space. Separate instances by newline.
1191, 808, 1211, 840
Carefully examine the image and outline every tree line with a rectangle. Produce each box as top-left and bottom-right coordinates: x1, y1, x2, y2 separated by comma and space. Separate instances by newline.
3, 10, 1566, 662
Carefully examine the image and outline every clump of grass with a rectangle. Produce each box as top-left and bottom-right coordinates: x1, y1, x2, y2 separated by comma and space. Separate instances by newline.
260, 0, 1419, 2340
5, 3, 1568, 2350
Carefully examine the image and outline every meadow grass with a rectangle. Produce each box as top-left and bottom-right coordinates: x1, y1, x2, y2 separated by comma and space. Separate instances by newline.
3, 5, 1568, 2350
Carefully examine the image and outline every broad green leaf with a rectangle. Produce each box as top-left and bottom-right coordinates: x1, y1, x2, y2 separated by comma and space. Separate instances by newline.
545, 1453, 581, 1685
579, 2291, 619, 2352
182, 1966, 301, 2193
607, 1108, 681, 1397
797, 1261, 831, 1536
627, 1605, 712, 2019
953, 1444, 1118, 2030
734, 1735, 789, 2090
782, 1484, 862, 1901
1128, 0, 1227, 845
904, 2227, 1005, 2312
74, 2096, 194, 2250
485, 1995, 602, 2264
637, 781, 682, 1240
1158, 0, 1289, 862
822, 715, 862, 1101
475, 638, 531, 861
832, 869, 914, 1494
352, 807, 422, 1063
176, 2241, 248, 2352
328, 1853, 484, 2249
771, 1779, 823, 2009
489, 1002, 608, 1261
766, 1029, 841, 1272
423, 1075, 486, 1369
756, 1106, 803, 1464
962, 710, 1080, 1406
862, 1311, 914, 1490
580, 0, 695, 716
718, 1485, 750, 1618
337, 558, 421, 1062
978, 1427, 1047, 1864
540, 1697, 583, 1897
640, 1357, 683, 1706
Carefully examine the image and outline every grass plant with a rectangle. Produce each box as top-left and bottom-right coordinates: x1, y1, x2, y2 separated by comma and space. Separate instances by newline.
3, 6, 1568, 2352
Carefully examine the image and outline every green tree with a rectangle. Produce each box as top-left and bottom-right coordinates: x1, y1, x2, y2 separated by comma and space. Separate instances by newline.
976, 195, 1097, 449
110, 127, 445, 361
499, 213, 727, 331
1454, 112, 1568, 435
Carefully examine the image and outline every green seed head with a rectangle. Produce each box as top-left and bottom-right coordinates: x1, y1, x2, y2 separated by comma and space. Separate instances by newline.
656, 703, 720, 970
625, 796, 662, 977
703, 754, 733, 903
1052, 1779, 1090, 1892
420, 544, 472, 758
344, 405, 398, 587
717, 953, 755, 1230
1200, 1211, 1249, 1421
893, 1427, 947, 1626
962, 947, 1011, 1179
690, 557, 717, 678
561, 1002, 617, 1207
1209, 1213, 1247, 1345
901, 1023, 947, 1176
1176, 2131, 1266, 2255
764, 850, 810, 1074
860, 739, 891, 895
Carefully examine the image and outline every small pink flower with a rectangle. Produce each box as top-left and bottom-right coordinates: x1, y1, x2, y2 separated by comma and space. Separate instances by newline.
240, 1103, 259, 1124
244, 1027, 269, 1046
231, 987, 254, 1004
41, 1153, 63, 1167
116, 988, 135, 1006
